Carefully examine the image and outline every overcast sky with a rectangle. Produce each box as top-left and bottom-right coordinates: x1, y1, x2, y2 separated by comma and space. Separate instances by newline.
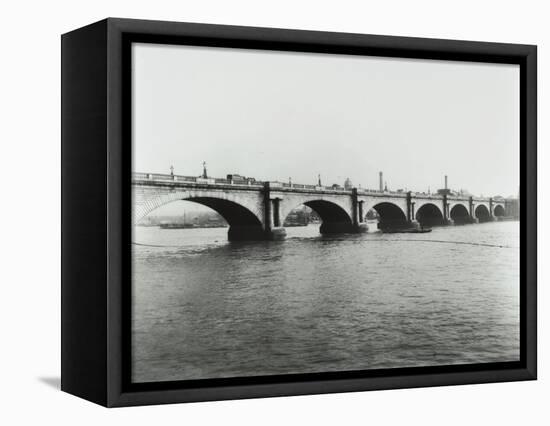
132, 42, 519, 198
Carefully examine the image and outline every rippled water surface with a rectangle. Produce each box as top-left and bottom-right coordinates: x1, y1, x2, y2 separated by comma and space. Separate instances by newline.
131, 221, 519, 383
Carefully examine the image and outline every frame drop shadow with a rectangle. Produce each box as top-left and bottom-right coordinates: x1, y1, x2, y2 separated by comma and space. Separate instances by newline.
38, 376, 61, 389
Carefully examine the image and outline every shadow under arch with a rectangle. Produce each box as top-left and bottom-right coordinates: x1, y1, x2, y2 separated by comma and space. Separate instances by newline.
475, 204, 491, 223
450, 204, 471, 225
416, 203, 445, 227
144, 196, 265, 241
283, 200, 354, 234
371, 202, 408, 230
494, 204, 505, 217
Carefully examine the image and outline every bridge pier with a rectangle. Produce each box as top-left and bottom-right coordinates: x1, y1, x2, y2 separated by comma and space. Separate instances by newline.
261, 182, 287, 240
467, 197, 481, 224
227, 225, 266, 241
267, 227, 287, 240
317, 188, 369, 235
227, 226, 287, 241
348, 189, 369, 234
353, 223, 369, 233
377, 219, 410, 231
320, 222, 354, 234
319, 221, 369, 235
443, 194, 449, 223
408, 220, 420, 229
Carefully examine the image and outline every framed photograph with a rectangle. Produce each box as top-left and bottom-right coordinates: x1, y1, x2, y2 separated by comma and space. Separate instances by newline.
61, 18, 537, 407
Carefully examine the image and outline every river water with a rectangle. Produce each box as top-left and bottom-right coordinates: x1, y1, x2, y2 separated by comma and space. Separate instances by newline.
131, 221, 520, 383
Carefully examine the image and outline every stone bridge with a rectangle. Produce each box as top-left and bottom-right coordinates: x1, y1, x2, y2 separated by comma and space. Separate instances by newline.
133, 172, 516, 240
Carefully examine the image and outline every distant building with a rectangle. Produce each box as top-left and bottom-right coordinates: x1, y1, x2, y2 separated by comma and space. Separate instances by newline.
365, 209, 380, 220
284, 206, 320, 226
284, 209, 308, 226
344, 178, 353, 190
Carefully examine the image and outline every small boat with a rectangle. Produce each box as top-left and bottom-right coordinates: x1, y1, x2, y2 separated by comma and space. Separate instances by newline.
159, 223, 195, 229
159, 211, 196, 229
383, 227, 432, 234
410, 228, 432, 233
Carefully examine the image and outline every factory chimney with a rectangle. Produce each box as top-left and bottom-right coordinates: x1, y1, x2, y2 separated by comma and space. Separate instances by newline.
445, 175, 448, 190
379, 172, 383, 192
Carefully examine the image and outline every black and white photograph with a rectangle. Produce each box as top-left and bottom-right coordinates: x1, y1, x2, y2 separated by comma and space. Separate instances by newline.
2, 0, 545, 421
131, 42, 521, 383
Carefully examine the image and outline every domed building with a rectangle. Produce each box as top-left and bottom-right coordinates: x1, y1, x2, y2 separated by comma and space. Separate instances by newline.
344, 177, 353, 190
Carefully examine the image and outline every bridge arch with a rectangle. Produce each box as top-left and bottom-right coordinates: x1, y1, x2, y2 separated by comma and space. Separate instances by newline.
367, 201, 408, 230
281, 198, 354, 234
415, 203, 444, 227
133, 189, 265, 240
475, 204, 491, 222
494, 204, 505, 217
187, 197, 265, 240
450, 203, 471, 224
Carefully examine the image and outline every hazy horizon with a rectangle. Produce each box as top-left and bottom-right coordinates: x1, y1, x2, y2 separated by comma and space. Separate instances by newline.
132, 43, 520, 204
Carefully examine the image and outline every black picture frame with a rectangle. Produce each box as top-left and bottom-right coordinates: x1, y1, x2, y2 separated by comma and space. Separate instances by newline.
61, 17, 537, 407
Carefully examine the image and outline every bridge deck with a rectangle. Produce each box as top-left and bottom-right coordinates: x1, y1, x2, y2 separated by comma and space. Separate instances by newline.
132, 172, 503, 203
